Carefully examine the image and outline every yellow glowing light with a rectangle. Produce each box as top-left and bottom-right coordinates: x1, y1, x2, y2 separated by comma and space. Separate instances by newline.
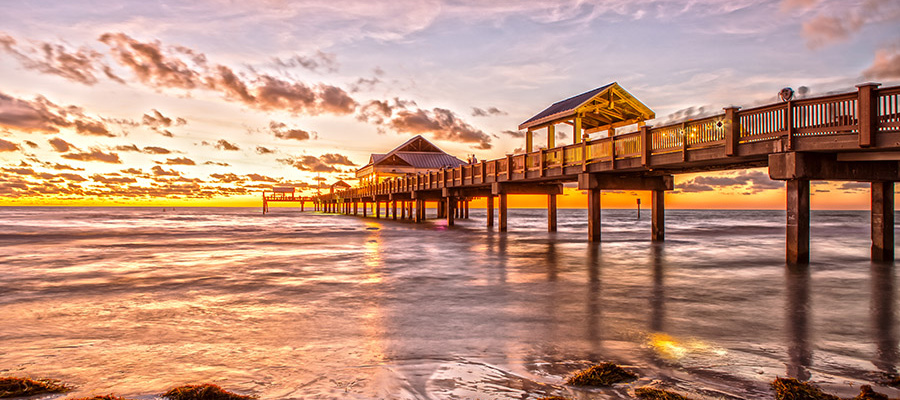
647, 333, 727, 361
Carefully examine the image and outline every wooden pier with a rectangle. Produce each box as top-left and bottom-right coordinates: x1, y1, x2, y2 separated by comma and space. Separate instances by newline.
298, 82, 900, 264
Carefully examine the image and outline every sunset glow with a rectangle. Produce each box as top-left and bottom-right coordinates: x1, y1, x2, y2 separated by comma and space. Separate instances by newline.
1, 1, 898, 208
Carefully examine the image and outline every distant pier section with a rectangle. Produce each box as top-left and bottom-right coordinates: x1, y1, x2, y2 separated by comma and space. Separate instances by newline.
275, 82, 900, 264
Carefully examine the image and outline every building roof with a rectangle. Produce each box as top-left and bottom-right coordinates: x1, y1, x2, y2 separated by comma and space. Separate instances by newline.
331, 180, 351, 188
356, 135, 466, 177
518, 82, 655, 131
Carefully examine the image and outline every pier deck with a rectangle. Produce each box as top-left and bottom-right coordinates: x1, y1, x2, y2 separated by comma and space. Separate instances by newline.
308, 83, 900, 264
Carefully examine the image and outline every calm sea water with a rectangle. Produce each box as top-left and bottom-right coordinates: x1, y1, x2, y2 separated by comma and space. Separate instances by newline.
0, 206, 897, 399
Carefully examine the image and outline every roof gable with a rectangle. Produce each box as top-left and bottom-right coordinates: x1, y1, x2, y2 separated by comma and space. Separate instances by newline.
518, 82, 655, 131
358, 135, 465, 174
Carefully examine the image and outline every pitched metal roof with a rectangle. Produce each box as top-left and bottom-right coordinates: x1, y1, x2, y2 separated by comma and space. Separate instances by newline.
357, 135, 466, 174
520, 83, 613, 128
395, 152, 466, 169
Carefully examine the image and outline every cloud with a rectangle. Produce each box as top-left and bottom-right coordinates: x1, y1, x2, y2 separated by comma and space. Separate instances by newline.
143, 146, 171, 154
273, 51, 339, 73
357, 98, 491, 149
0, 91, 113, 136
47, 163, 82, 171
245, 173, 279, 182
269, 120, 312, 140
390, 108, 492, 149
142, 109, 186, 137
0, 33, 120, 85
48, 137, 75, 152
98, 33, 358, 115
678, 170, 782, 194
278, 155, 338, 173
471, 106, 507, 117
801, 0, 900, 49
319, 153, 355, 166
204, 161, 230, 167
23, 140, 37, 148
863, 44, 900, 79
91, 173, 137, 184
151, 165, 180, 176
61, 148, 121, 163
214, 139, 240, 151
256, 146, 275, 154
115, 144, 140, 152
210, 173, 243, 183
0, 138, 20, 152
164, 157, 195, 165
502, 129, 525, 138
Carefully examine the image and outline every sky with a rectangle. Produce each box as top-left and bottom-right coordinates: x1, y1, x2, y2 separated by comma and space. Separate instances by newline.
0, 0, 898, 208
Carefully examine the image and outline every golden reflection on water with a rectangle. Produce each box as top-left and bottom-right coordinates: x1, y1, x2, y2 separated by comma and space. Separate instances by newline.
647, 332, 728, 361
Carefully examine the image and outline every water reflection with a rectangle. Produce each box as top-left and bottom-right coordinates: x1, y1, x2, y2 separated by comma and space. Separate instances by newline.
650, 243, 665, 333
586, 243, 603, 358
785, 264, 812, 381
871, 262, 898, 376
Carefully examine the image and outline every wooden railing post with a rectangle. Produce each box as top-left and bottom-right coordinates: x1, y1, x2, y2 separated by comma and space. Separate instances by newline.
681, 122, 687, 162
858, 82, 880, 148
786, 101, 794, 151
640, 125, 651, 167
539, 148, 545, 177
506, 154, 513, 180
724, 106, 740, 156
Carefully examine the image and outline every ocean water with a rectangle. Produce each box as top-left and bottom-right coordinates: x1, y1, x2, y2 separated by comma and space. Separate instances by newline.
0, 206, 897, 399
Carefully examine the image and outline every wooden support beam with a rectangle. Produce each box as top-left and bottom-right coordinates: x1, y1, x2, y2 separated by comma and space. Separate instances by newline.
548, 194, 557, 232
640, 125, 651, 166
768, 152, 900, 181
400, 201, 406, 219
362, 201, 368, 217
392, 200, 397, 220
588, 189, 601, 242
353, 201, 358, 216
375, 201, 381, 219
487, 194, 494, 227
446, 196, 455, 226
526, 129, 533, 153
492, 182, 563, 195
724, 106, 740, 156
547, 124, 555, 149
786, 179, 810, 265
872, 181, 895, 262
858, 83, 880, 148
499, 193, 508, 232
414, 200, 422, 222
574, 116, 583, 144
652, 190, 665, 242
578, 173, 674, 191
464, 200, 469, 219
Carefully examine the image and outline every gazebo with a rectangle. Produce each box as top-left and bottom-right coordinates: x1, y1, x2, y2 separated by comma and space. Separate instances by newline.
518, 82, 655, 152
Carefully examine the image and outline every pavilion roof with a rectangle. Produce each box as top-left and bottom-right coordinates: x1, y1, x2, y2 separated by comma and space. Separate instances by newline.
518, 82, 655, 131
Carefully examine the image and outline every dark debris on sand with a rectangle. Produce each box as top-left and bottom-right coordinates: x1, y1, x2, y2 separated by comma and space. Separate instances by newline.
0, 377, 71, 398
771, 378, 895, 400
565, 362, 637, 387
535, 397, 572, 400
162, 384, 256, 400
634, 386, 698, 400
67, 395, 130, 400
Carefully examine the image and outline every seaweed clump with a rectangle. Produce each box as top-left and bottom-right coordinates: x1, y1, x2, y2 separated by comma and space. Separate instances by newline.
565, 362, 637, 387
162, 384, 256, 400
67, 396, 130, 400
634, 387, 697, 400
771, 378, 840, 400
0, 377, 71, 398
851, 385, 889, 400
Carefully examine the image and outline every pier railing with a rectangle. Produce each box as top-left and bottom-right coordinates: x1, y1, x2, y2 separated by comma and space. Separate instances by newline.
320, 84, 900, 202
